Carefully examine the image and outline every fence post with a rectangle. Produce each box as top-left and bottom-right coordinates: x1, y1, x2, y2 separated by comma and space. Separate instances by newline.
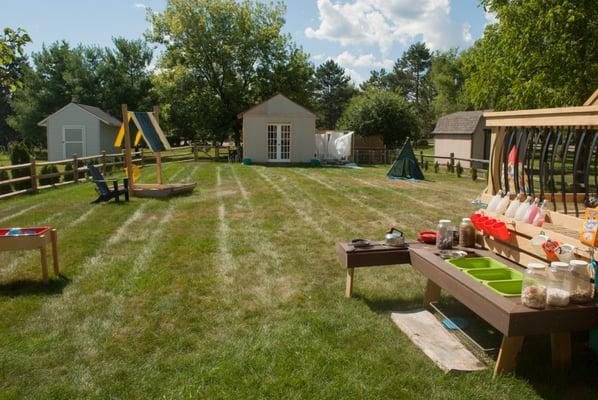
370, 150, 374, 165
30, 158, 37, 192
450, 152, 455, 173
193, 144, 198, 161
139, 148, 144, 166
420, 150, 424, 167
73, 154, 79, 184
101, 151, 107, 175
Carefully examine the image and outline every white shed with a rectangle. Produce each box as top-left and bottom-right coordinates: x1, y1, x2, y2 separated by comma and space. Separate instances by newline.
238, 93, 316, 163
38, 103, 121, 161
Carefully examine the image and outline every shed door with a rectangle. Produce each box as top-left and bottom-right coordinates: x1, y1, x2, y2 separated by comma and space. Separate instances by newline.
62, 125, 86, 158
267, 124, 291, 162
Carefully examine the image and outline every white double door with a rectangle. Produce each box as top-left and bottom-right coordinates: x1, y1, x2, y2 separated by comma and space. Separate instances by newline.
267, 124, 291, 162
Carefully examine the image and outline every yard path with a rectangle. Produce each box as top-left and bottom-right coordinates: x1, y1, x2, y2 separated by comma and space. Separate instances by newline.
0, 162, 554, 399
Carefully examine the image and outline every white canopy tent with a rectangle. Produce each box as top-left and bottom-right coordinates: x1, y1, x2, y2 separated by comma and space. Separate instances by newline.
315, 130, 354, 161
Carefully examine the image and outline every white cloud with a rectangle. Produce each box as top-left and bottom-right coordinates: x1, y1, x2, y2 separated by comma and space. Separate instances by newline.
312, 53, 326, 61
305, 0, 473, 54
343, 67, 363, 84
484, 11, 498, 25
462, 23, 473, 44
335, 51, 393, 70
134, 3, 147, 9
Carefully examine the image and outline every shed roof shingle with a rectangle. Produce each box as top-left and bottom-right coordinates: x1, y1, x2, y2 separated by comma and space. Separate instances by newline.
75, 104, 121, 126
432, 111, 484, 135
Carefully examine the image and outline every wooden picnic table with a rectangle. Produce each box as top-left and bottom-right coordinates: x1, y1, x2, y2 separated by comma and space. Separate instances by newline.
336, 241, 598, 377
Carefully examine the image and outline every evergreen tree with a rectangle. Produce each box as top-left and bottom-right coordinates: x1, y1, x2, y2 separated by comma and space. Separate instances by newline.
314, 60, 355, 129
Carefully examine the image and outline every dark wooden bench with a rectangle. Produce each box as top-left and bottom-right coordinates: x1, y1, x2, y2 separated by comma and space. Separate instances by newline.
336, 241, 598, 377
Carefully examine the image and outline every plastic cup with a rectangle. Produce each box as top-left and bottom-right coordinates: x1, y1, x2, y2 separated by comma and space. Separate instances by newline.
493, 222, 510, 240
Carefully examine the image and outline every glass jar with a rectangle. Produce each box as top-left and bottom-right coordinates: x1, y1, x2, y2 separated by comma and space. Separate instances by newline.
547, 261, 571, 307
436, 219, 453, 250
569, 260, 594, 304
521, 262, 547, 309
459, 218, 476, 247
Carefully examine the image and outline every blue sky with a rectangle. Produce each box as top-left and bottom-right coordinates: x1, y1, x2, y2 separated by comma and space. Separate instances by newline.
0, 0, 494, 83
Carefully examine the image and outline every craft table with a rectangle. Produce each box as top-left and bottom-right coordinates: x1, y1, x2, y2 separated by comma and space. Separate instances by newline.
336, 241, 598, 377
0, 227, 60, 283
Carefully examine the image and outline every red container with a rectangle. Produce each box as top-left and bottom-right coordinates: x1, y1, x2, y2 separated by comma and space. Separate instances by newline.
482, 218, 497, 235
492, 222, 510, 241
476, 216, 489, 231
0, 227, 50, 237
470, 214, 482, 230
418, 231, 437, 244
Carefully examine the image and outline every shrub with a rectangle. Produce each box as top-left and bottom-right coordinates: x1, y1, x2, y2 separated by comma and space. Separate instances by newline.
415, 139, 429, 147
446, 161, 451, 173
64, 160, 85, 182
39, 164, 60, 186
434, 161, 439, 173
456, 161, 463, 177
10, 143, 31, 190
471, 166, 478, 181
0, 169, 11, 194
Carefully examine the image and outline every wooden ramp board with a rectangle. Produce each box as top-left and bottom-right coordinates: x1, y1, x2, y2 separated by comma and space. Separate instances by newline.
391, 310, 486, 373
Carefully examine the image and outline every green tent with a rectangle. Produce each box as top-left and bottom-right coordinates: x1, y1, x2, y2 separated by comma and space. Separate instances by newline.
387, 140, 425, 180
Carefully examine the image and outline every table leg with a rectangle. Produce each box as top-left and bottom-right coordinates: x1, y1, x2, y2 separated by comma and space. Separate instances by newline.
40, 246, 49, 283
493, 335, 524, 378
423, 279, 441, 309
50, 229, 60, 275
550, 332, 571, 371
345, 268, 354, 298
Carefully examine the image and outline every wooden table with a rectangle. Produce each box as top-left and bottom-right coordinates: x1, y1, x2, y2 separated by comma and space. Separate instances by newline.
409, 245, 598, 377
0, 227, 60, 283
336, 241, 418, 297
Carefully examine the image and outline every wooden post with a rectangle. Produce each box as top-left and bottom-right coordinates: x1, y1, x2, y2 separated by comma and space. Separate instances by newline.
139, 148, 144, 166
39, 239, 48, 283
30, 158, 37, 192
153, 105, 164, 184
420, 150, 424, 166
156, 153, 163, 184
73, 154, 79, 184
101, 151, 107, 175
345, 268, 354, 298
550, 332, 571, 371
50, 229, 60, 275
193, 144, 198, 161
494, 336, 524, 378
450, 152, 455, 173
122, 104, 134, 196
423, 279, 441, 309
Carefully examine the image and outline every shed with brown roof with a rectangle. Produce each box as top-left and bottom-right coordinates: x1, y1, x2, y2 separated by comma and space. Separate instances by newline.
432, 111, 490, 168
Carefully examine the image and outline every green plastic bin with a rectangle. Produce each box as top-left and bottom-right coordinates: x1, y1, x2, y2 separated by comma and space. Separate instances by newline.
485, 280, 522, 297
466, 267, 522, 282
447, 257, 508, 270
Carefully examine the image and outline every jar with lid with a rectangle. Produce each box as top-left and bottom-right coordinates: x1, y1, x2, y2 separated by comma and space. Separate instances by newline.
521, 262, 547, 309
569, 260, 593, 304
458, 218, 476, 247
547, 261, 572, 307
436, 219, 453, 250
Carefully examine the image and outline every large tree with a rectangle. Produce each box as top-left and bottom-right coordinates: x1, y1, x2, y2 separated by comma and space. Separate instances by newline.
337, 89, 418, 146
9, 39, 154, 146
428, 48, 469, 118
0, 28, 30, 148
463, 0, 598, 110
148, 0, 315, 145
314, 60, 355, 129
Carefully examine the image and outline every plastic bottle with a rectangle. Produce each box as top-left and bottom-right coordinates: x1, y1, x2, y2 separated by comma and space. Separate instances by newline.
532, 201, 549, 227
504, 193, 522, 218
514, 195, 532, 221
524, 198, 540, 224
486, 190, 503, 212
496, 192, 511, 214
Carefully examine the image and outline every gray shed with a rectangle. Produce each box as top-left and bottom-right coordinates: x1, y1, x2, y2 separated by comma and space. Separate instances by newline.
38, 103, 121, 161
432, 111, 490, 168
238, 93, 316, 163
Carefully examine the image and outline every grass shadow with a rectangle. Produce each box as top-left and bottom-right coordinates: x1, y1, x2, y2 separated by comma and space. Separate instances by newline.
0, 274, 71, 297
355, 293, 424, 314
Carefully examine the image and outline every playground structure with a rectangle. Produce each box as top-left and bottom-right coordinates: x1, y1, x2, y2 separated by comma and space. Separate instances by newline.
115, 105, 196, 198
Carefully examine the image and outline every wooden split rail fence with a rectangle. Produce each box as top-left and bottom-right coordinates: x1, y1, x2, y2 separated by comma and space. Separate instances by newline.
0, 145, 234, 200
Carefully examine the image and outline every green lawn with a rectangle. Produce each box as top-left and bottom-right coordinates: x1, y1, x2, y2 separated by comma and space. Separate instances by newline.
0, 161, 595, 399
